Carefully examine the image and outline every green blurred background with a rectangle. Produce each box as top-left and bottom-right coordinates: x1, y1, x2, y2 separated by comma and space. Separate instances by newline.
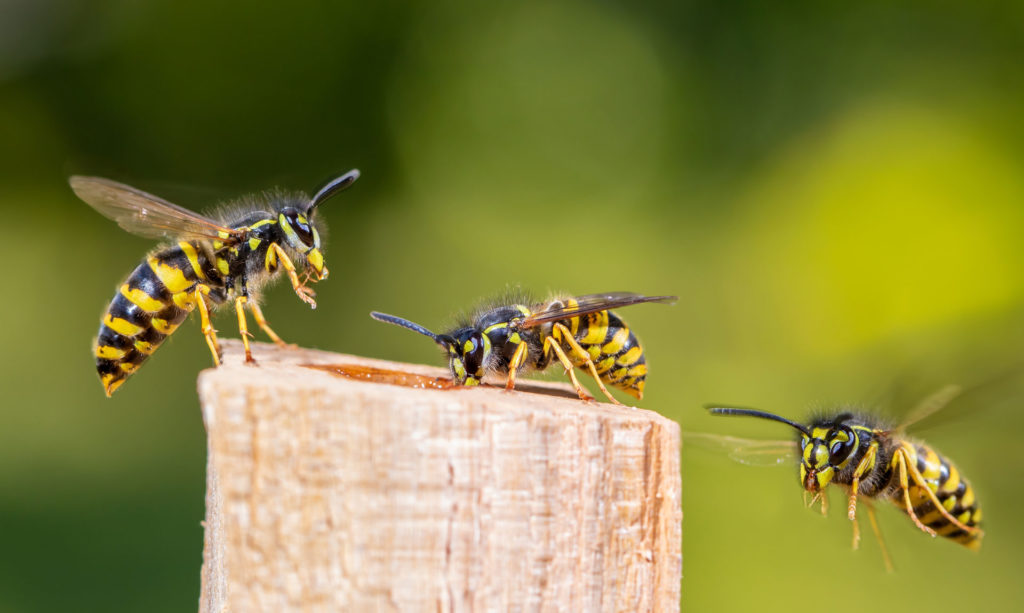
2, 0, 1024, 610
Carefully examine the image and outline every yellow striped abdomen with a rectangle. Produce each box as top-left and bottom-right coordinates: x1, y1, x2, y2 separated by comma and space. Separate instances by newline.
95, 242, 218, 395
562, 307, 648, 399
898, 442, 983, 550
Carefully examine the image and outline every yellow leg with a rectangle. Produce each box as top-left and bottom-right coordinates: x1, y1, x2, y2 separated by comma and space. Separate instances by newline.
895, 451, 937, 537
848, 443, 878, 521
902, 449, 983, 535
234, 296, 256, 364
270, 243, 317, 308
249, 301, 289, 347
864, 501, 894, 573
851, 510, 861, 550
542, 336, 594, 402
504, 341, 529, 391
551, 322, 621, 405
194, 286, 221, 366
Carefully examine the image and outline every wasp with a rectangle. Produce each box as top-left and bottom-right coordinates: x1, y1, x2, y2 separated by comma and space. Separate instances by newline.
72, 169, 360, 396
370, 292, 675, 404
703, 385, 983, 570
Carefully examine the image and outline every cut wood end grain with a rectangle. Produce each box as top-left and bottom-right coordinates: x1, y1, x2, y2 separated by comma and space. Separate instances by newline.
198, 340, 682, 613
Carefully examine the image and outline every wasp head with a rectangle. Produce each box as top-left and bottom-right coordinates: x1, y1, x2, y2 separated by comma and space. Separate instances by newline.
370, 311, 491, 386
277, 169, 360, 282
441, 328, 491, 386
799, 417, 859, 493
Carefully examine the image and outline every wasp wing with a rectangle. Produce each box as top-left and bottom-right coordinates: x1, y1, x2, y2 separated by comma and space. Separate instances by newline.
70, 176, 245, 242
687, 432, 797, 467
515, 292, 676, 329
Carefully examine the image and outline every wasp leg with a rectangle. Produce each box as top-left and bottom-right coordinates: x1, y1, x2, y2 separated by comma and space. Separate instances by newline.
542, 336, 594, 402
551, 322, 621, 405
864, 501, 894, 573
504, 341, 529, 392
233, 296, 258, 364
268, 243, 316, 309
248, 301, 292, 348
848, 441, 879, 521
194, 285, 221, 366
894, 450, 937, 537
903, 449, 984, 536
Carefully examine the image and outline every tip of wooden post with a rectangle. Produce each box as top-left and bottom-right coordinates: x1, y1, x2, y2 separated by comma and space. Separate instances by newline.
198, 339, 681, 612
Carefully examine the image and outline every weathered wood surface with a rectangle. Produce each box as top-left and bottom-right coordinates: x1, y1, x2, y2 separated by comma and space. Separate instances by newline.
198, 340, 681, 612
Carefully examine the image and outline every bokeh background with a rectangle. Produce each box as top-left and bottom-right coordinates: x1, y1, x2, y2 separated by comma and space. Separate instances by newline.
2, 0, 1024, 610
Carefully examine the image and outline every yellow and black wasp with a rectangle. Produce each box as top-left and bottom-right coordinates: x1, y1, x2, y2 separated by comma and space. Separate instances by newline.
72, 169, 360, 396
702, 385, 983, 570
370, 292, 676, 404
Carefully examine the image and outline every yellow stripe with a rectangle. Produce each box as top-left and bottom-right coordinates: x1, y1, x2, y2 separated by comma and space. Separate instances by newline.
151, 318, 178, 335
934, 522, 961, 537
101, 374, 124, 396
920, 449, 941, 480
119, 284, 165, 312
248, 238, 261, 250
939, 465, 960, 494
594, 356, 615, 374
147, 256, 193, 294
580, 312, 609, 344
119, 362, 139, 374
216, 256, 230, 276
601, 327, 630, 355
249, 219, 275, 230
96, 345, 127, 360
173, 292, 194, 310
960, 486, 975, 508
178, 242, 208, 281
616, 345, 643, 366
627, 364, 648, 377
103, 313, 144, 336
134, 340, 156, 355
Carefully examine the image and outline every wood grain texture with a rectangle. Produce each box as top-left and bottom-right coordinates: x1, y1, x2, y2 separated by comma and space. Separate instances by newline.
198, 340, 681, 612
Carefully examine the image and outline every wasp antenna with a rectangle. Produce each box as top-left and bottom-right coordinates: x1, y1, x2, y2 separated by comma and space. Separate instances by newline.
370, 311, 446, 345
705, 405, 811, 436
308, 169, 360, 212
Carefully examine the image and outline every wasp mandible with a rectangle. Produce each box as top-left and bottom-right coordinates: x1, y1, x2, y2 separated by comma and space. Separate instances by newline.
371, 292, 675, 405
73, 170, 360, 395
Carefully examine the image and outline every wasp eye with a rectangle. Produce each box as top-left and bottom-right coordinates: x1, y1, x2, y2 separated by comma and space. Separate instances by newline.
828, 427, 855, 464
282, 207, 315, 246
462, 332, 486, 377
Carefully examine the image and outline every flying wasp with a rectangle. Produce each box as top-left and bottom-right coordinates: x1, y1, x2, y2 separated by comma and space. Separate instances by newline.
72, 169, 360, 396
370, 292, 676, 405
702, 385, 983, 570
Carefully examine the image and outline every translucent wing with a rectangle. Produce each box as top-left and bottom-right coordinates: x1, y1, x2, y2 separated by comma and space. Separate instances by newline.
70, 175, 244, 242
515, 292, 676, 329
895, 384, 963, 432
687, 432, 797, 467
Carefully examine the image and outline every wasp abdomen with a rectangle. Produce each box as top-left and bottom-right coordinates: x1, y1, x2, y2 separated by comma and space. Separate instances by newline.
902, 443, 983, 549
95, 241, 218, 396
564, 309, 648, 399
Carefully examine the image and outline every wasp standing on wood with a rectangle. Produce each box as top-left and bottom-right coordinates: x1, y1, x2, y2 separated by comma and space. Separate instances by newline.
702, 385, 984, 570
72, 169, 360, 396
370, 292, 676, 405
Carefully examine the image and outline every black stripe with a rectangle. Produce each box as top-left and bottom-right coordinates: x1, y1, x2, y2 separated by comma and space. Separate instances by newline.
97, 326, 134, 349
96, 358, 121, 376
126, 261, 172, 302
109, 293, 152, 328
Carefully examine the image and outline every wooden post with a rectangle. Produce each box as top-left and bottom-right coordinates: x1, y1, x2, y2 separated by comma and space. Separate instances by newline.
197, 340, 682, 612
